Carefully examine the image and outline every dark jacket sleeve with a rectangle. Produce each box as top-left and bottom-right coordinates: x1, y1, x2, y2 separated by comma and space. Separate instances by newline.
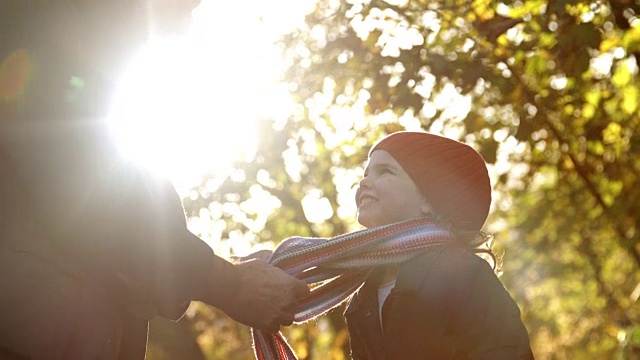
383, 246, 533, 359
70, 161, 217, 320
1, 128, 227, 359
2, 125, 219, 321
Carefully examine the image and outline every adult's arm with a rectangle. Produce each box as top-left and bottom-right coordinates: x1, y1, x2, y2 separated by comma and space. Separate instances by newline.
72, 146, 308, 332
1, 124, 308, 332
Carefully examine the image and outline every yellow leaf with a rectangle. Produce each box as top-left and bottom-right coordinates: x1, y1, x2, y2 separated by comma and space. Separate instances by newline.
602, 122, 622, 145
621, 86, 638, 114
600, 36, 620, 53
611, 63, 632, 87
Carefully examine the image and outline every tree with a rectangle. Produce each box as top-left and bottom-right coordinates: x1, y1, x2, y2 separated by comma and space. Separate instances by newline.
161, 0, 640, 358
275, 0, 640, 358
179, 117, 367, 359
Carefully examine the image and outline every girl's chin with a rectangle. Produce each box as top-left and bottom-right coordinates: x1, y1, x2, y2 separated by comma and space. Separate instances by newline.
356, 213, 379, 228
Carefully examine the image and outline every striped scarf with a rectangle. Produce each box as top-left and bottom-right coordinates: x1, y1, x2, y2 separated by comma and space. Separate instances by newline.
252, 217, 458, 360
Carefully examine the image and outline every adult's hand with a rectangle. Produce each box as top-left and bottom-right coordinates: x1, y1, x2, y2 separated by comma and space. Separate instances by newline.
207, 258, 309, 333
230, 249, 272, 263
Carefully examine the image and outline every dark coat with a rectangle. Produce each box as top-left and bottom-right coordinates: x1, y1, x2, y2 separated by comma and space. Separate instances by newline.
345, 246, 534, 359
0, 125, 216, 359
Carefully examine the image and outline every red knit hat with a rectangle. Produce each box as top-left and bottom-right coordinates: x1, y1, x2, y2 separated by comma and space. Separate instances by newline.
369, 131, 492, 231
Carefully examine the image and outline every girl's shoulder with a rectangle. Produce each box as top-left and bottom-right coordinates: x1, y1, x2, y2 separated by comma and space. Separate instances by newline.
404, 245, 492, 271
394, 246, 498, 292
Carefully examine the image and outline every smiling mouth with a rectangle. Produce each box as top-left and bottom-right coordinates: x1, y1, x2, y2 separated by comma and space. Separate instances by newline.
358, 195, 377, 207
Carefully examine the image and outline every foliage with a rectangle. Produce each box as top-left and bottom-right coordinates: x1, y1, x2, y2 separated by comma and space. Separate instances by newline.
178, 116, 366, 359
153, 0, 640, 358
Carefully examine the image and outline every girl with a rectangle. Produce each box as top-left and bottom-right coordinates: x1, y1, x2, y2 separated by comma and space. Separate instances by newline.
253, 131, 533, 360
344, 131, 533, 359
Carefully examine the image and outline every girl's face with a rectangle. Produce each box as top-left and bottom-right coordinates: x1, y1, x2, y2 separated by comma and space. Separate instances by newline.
355, 150, 432, 228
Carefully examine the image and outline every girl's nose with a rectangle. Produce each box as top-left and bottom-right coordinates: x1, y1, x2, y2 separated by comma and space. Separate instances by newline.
359, 175, 373, 189
355, 176, 371, 206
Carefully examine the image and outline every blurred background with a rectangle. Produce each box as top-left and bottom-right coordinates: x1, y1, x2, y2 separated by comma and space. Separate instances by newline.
105, 0, 640, 359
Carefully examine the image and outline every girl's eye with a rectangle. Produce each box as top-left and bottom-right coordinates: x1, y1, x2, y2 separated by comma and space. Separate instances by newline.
363, 165, 394, 177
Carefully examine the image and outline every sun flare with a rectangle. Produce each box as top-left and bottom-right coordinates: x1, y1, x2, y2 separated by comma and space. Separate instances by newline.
106, 0, 313, 188
108, 37, 260, 188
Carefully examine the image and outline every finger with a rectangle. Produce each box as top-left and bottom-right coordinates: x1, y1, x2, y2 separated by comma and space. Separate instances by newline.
249, 249, 273, 261
232, 250, 272, 263
263, 324, 280, 334
281, 294, 303, 312
280, 312, 295, 327
257, 317, 280, 334
293, 281, 311, 298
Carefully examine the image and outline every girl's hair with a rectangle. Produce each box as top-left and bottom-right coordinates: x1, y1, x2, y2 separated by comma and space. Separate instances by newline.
429, 213, 502, 274
463, 230, 502, 275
